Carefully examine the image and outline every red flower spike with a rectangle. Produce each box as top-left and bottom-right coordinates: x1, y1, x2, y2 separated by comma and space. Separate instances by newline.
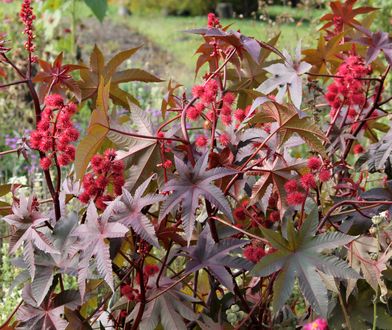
20, 0, 35, 54
44, 94, 64, 108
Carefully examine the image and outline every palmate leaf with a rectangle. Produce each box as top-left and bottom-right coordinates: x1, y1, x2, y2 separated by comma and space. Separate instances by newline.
109, 103, 177, 189
2, 193, 58, 279
72, 203, 128, 299
251, 208, 360, 317
186, 26, 264, 77
247, 155, 307, 216
354, 26, 392, 65
181, 226, 251, 291
319, 0, 375, 32
247, 101, 327, 156
159, 154, 236, 244
32, 52, 85, 102
114, 175, 165, 247
347, 237, 392, 301
302, 32, 352, 77
226, 33, 280, 108
77, 45, 162, 108
256, 44, 311, 109
127, 277, 198, 330
357, 126, 392, 172
17, 285, 80, 330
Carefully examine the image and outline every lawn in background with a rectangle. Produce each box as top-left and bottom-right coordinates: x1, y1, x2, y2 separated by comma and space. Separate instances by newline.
124, 15, 319, 84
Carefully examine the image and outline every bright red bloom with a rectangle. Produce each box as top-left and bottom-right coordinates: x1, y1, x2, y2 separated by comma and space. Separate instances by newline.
243, 245, 265, 263
301, 173, 317, 190
120, 284, 140, 301
45, 94, 64, 108
307, 157, 322, 171
234, 109, 246, 122
325, 55, 370, 121
287, 191, 306, 206
269, 211, 280, 223
222, 92, 235, 105
144, 264, 159, 277
319, 169, 331, 182
233, 206, 246, 222
40, 157, 52, 170
187, 106, 202, 121
219, 133, 230, 146
221, 114, 232, 126
353, 144, 364, 154
284, 179, 298, 193
207, 13, 221, 28
192, 85, 205, 98
195, 135, 208, 147
162, 159, 173, 169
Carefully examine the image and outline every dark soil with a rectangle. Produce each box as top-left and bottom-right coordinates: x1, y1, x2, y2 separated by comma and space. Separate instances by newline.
77, 19, 180, 80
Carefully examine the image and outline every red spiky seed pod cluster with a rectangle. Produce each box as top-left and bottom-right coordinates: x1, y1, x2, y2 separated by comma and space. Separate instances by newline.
30, 94, 79, 170
284, 157, 331, 206
325, 55, 371, 122
79, 149, 125, 210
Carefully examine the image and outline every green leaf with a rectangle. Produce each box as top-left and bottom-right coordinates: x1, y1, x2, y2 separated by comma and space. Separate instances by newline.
272, 265, 296, 313
251, 251, 288, 277
83, 0, 108, 22
251, 211, 359, 316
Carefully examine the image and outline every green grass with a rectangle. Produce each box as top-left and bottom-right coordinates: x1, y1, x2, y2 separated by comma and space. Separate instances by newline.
123, 15, 316, 85
263, 5, 325, 22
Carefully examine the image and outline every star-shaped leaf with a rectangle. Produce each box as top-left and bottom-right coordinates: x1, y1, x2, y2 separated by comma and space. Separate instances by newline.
181, 226, 251, 290
78, 45, 162, 108
302, 32, 352, 77
251, 208, 360, 317
257, 43, 311, 108
72, 203, 128, 298
320, 0, 376, 32
2, 193, 58, 279
115, 175, 164, 247
354, 26, 392, 65
127, 277, 198, 330
33, 52, 85, 101
17, 285, 80, 330
247, 101, 327, 156
159, 154, 236, 244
